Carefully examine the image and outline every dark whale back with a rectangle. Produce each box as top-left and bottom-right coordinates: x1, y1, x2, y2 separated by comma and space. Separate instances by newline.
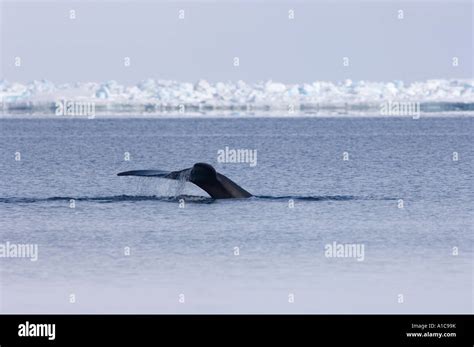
117, 163, 252, 199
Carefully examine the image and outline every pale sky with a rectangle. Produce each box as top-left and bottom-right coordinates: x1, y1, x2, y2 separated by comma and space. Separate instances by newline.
1, 0, 472, 84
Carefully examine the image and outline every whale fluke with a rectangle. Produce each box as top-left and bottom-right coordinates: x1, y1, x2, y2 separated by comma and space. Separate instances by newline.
117, 170, 174, 178
117, 163, 252, 199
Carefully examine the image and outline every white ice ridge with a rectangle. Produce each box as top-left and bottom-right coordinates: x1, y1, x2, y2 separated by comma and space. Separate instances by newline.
1, 78, 473, 116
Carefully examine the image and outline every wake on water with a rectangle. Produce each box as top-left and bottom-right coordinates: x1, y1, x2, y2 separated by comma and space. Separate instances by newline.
0, 174, 397, 204
0, 195, 397, 205
114, 169, 396, 202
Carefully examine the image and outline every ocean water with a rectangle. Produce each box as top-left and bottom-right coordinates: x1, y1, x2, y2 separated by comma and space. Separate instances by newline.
0, 116, 472, 313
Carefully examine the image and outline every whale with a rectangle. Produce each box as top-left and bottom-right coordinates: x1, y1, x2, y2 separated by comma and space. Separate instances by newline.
117, 162, 252, 199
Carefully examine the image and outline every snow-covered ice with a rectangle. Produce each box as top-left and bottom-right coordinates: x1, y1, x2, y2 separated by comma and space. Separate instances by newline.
1, 78, 473, 117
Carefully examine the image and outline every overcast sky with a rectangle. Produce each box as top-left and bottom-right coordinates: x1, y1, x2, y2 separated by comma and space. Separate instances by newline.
0, 0, 472, 84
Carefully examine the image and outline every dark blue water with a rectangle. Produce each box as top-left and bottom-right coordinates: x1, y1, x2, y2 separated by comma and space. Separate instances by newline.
0, 117, 472, 313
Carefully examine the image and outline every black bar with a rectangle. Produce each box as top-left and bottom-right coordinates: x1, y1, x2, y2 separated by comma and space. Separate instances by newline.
0, 315, 472, 346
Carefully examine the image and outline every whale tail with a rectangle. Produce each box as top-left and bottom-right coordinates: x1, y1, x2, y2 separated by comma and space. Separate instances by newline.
117, 163, 252, 199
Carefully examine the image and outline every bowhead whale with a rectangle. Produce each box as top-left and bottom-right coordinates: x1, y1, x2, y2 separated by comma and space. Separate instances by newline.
117, 162, 252, 199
